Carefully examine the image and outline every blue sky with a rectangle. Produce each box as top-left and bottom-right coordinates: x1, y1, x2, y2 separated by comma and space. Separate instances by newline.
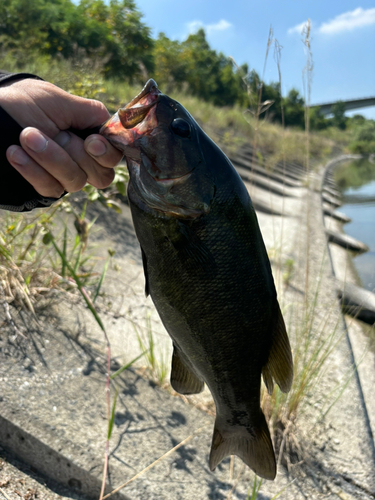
135, 0, 375, 119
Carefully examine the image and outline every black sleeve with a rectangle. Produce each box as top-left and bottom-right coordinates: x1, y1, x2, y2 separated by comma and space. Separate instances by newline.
0, 71, 100, 212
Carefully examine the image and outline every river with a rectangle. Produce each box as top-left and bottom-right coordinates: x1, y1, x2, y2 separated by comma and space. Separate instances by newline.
334, 158, 375, 292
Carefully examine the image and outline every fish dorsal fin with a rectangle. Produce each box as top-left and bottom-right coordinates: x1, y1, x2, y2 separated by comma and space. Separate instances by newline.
170, 346, 204, 395
262, 302, 293, 394
141, 247, 149, 297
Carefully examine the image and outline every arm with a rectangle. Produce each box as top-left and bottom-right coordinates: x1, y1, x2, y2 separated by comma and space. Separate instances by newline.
0, 72, 122, 211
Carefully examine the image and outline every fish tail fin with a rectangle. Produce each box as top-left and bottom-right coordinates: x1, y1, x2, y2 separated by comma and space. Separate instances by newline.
209, 412, 276, 480
262, 302, 293, 394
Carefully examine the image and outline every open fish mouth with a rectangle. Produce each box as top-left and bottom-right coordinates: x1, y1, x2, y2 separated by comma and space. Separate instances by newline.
100, 79, 195, 184
100, 79, 213, 219
118, 79, 161, 129
99, 79, 161, 160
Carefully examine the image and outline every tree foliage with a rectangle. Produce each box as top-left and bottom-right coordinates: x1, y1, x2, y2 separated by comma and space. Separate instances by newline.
154, 29, 247, 107
0, 0, 154, 82
349, 120, 375, 154
331, 101, 347, 130
1, 0, 373, 137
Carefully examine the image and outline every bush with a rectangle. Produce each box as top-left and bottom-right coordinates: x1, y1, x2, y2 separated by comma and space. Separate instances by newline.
349, 121, 375, 154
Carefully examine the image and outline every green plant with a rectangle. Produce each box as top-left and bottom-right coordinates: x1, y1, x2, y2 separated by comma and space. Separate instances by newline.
132, 314, 169, 386
282, 258, 295, 287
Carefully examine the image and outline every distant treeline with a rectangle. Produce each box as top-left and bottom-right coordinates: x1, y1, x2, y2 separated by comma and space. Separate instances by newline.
1, 0, 373, 136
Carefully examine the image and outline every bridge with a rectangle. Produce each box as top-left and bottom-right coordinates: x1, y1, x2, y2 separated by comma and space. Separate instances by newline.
311, 96, 375, 116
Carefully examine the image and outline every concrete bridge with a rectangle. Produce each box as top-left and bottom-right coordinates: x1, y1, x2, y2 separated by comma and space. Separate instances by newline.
311, 96, 375, 116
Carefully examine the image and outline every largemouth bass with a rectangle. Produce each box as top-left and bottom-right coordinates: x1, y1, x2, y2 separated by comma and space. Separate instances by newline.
100, 80, 293, 480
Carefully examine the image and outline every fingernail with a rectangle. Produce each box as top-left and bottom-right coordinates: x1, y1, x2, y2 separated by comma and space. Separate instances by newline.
86, 139, 107, 157
24, 128, 48, 153
54, 131, 71, 148
8, 145, 29, 166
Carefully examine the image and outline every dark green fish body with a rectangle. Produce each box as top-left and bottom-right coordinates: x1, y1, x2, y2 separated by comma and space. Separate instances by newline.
100, 80, 293, 479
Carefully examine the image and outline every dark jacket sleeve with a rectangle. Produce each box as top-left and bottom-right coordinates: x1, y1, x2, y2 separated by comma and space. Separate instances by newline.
0, 71, 100, 212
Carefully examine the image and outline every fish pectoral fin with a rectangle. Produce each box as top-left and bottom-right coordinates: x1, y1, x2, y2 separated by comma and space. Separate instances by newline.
141, 247, 150, 297
262, 302, 293, 394
209, 412, 276, 480
170, 346, 204, 395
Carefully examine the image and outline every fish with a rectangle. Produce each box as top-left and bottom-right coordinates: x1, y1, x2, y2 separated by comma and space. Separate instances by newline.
100, 79, 293, 480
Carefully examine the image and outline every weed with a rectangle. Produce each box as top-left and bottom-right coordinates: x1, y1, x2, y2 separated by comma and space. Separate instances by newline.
282, 258, 295, 287
132, 314, 169, 386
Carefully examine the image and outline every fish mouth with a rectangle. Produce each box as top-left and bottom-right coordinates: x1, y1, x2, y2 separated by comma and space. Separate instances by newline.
100, 80, 208, 219
118, 79, 161, 129
100, 79, 194, 184
99, 79, 161, 159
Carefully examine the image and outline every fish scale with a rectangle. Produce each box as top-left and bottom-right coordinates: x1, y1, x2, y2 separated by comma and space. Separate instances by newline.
100, 79, 293, 480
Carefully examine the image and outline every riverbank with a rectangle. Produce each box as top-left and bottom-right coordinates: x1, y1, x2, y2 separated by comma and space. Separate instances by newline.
1, 151, 375, 500
322, 155, 375, 457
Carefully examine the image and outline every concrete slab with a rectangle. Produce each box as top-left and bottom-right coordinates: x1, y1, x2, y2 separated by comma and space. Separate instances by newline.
1, 150, 375, 500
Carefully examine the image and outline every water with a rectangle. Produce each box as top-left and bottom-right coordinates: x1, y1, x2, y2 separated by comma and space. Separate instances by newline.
334, 158, 375, 292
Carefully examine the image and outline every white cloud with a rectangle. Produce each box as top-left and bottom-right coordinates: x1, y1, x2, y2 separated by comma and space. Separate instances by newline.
287, 20, 310, 35
319, 7, 375, 34
187, 19, 232, 35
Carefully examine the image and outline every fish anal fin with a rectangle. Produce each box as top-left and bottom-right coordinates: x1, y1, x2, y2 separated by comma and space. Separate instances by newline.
209, 412, 276, 480
171, 347, 204, 395
141, 247, 149, 297
262, 363, 274, 395
263, 302, 293, 394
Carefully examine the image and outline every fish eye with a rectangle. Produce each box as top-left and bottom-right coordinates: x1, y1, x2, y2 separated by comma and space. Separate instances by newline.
171, 118, 191, 138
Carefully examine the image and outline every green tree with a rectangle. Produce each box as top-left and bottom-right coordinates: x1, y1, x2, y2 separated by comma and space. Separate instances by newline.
283, 89, 305, 128
0, 0, 77, 57
154, 29, 247, 107
76, 0, 154, 81
349, 120, 375, 154
0, 0, 154, 82
331, 100, 347, 130
349, 114, 366, 127
153, 33, 188, 92
309, 107, 328, 130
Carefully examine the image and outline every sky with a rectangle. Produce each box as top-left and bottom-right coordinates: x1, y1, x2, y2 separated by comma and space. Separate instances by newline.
135, 0, 375, 119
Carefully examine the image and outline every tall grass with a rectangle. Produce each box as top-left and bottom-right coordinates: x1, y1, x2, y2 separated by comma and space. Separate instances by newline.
0, 50, 338, 167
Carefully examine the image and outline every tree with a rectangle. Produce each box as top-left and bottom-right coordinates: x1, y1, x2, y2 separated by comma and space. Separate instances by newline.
153, 33, 188, 92
153, 29, 247, 107
0, 0, 154, 82
0, 0, 77, 57
309, 107, 328, 130
349, 120, 375, 154
77, 0, 154, 81
331, 100, 347, 130
283, 89, 305, 128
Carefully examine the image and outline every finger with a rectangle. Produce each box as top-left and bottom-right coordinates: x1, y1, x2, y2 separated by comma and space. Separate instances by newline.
84, 135, 123, 168
54, 131, 116, 189
53, 91, 110, 131
6, 145, 65, 198
38, 83, 110, 131
20, 127, 87, 192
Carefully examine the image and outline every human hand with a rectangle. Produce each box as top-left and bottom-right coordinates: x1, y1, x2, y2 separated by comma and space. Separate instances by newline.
0, 78, 123, 198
